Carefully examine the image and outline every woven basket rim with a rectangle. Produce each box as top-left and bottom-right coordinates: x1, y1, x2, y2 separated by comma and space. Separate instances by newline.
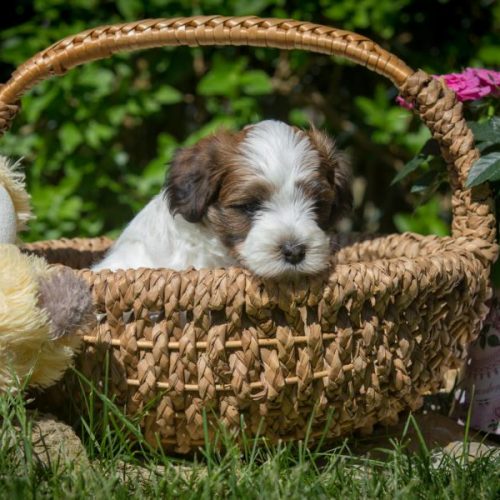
22, 232, 492, 274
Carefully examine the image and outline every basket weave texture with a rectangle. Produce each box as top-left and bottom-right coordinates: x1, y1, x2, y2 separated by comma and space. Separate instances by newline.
2, 16, 497, 453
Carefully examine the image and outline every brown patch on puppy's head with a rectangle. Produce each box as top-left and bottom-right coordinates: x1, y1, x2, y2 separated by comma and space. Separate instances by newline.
165, 131, 241, 223
206, 175, 273, 254
306, 128, 353, 229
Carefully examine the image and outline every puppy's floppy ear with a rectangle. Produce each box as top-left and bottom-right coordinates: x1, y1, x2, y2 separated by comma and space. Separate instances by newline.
307, 128, 353, 222
164, 133, 230, 223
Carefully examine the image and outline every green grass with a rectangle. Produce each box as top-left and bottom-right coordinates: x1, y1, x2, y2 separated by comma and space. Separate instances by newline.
1, 377, 499, 500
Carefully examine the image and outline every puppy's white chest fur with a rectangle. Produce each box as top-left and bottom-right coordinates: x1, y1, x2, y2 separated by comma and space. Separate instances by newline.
92, 194, 235, 271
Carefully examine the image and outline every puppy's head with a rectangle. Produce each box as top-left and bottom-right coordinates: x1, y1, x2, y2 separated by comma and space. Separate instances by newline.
165, 120, 352, 278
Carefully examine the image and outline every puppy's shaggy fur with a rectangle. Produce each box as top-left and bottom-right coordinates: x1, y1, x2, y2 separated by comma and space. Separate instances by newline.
93, 120, 352, 278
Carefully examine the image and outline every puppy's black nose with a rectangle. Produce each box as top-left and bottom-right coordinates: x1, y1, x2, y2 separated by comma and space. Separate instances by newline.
281, 242, 306, 265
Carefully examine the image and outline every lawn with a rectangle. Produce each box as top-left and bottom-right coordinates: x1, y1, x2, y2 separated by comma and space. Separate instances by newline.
1, 378, 499, 499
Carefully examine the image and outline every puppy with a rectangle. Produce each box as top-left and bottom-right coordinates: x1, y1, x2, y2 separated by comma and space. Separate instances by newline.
92, 120, 352, 278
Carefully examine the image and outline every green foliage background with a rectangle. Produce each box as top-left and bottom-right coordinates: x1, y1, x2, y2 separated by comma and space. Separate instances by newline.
0, 0, 498, 241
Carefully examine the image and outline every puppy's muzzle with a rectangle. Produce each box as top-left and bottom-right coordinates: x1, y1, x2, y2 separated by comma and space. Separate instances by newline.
280, 241, 306, 265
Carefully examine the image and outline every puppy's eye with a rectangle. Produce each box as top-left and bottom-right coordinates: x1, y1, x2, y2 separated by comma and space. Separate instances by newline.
230, 200, 261, 215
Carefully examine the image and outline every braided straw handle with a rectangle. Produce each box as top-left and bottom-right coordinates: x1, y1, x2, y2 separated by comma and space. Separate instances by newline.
0, 16, 496, 252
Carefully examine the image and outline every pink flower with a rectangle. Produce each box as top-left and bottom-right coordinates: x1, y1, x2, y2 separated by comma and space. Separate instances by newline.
474, 68, 500, 88
441, 68, 499, 101
395, 95, 414, 110
396, 67, 500, 108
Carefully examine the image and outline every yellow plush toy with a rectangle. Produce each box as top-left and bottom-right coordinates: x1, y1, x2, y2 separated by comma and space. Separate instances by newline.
0, 156, 94, 391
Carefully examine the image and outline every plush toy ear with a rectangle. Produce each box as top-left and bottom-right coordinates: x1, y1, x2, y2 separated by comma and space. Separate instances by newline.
0, 186, 17, 244
307, 128, 353, 222
0, 156, 32, 243
37, 267, 95, 340
164, 132, 233, 223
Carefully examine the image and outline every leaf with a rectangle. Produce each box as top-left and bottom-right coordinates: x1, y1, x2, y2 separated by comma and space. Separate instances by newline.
478, 44, 500, 65
85, 122, 115, 149
240, 71, 273, 95
391, 155, 429, 185
469, 117, 500, 143
410, 170, 442, 196
289, 109, 311, 128
58, 123, 83, 154
140, 94, 161, 114
402, 127, 433, 155
393, 197, 449, 236
477, 141, 498, 152
183, 117, 238, 145
154, 85, 183, 105
466, 152, 500, 188
116, 0, 143, 19
107, 106, 128, 126
233, 0, 276, 15
77, 67, 115, 96
24, 86, 59, 123
197, 58, 247, 96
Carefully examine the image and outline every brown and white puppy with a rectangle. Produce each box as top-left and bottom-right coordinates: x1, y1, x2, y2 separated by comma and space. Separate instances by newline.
93, 120, 351, 278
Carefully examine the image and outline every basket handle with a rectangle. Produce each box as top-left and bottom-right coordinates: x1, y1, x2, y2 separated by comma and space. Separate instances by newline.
0, 16, 496, 254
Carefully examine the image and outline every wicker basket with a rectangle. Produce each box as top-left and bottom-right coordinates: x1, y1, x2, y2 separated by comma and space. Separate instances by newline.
2, 16, 498, 453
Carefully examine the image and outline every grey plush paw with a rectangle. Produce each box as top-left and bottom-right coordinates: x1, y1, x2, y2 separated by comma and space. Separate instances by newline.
37, 268, 95, 339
